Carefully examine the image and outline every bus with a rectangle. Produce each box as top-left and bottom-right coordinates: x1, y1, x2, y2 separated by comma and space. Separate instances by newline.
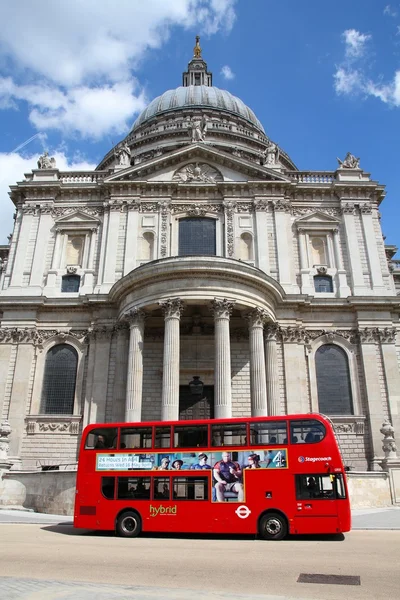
74, 414, 351, 540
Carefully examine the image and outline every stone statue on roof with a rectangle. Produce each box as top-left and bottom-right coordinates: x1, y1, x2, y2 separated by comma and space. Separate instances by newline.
115, 142, 131, 167
37, 151, 56, 170
262, 140, 279, 166
337, 152, 360, 169
189, 115, 208, 142
194, 35, 202, 58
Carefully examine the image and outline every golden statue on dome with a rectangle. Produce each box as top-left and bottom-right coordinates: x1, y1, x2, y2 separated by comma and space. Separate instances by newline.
194, 35, 202, 58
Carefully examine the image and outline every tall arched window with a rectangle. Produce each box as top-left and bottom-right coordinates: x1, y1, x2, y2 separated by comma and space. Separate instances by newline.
40, 344, 78, 414
315, 344, 353, 415
178, 218, 216, 256
239, 232, 253, 261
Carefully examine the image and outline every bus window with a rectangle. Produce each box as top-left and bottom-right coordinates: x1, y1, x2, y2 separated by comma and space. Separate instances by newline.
101, 477, 115, 499
85, 428, 118, 450
117, 476, 151, 500
173, 477, 208, 501
154, 427, 171, 448
296, 474, 345, 500
290, 419, 326, 444
120, 427, 152, 450
249, 421, 287, 446
174, 425, 208, 448
211, 423, 247, 446
154, 477, 170, 500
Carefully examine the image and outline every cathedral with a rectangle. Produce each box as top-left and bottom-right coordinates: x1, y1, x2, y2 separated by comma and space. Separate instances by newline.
1, 38, 399, 475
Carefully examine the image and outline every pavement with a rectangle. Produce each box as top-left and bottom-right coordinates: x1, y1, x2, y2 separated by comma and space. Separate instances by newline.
1, 505, 400, 528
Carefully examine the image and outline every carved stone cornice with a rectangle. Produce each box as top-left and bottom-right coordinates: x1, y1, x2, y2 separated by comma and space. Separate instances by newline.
253, 199, 269, 212
209, 298, 236, 319
273, 200, 291, 213
358, 327, 397, 344
280, 326, 306, 343
52, 206, 103, 218
0, 327, 89, 345
171, 203, 223, 215
26, 415, 81, 436
21, 205, 38, 216
159, 298, 185, 319
245, 308, 268, 328
331, 416, 366, 436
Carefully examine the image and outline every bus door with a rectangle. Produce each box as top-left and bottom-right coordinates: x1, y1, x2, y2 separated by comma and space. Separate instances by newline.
293, 474, 342, 534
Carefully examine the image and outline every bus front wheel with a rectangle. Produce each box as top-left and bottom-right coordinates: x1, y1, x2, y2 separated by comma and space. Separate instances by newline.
116, 510, 142, 538
258, 512, 287, 541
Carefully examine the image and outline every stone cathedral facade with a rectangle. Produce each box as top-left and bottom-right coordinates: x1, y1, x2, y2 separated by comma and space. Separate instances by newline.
1, 40, 399, 474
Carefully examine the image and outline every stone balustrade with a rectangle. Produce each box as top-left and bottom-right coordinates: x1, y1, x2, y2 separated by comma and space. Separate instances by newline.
287, 171, 336, 183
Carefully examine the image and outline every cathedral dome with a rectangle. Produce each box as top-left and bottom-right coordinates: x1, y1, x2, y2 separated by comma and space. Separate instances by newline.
131, 85, 265, 134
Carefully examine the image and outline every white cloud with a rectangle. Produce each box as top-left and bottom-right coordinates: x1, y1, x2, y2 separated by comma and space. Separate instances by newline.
0, 152, 96, 244
384, 5, 397, 17
0, 1, 237, 138
343, 29, 371, 59
333, 68, 363, 95
220, 65, 235, 80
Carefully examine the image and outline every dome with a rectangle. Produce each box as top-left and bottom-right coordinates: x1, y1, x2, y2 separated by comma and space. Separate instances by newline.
131, 85, 265, 134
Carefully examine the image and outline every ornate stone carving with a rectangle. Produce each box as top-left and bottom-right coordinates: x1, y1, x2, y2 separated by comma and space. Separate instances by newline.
140, 202, 159, 213
21, 205, 38, 215
173, 163, 222, 184
171, 203, 223, 215
0, 258, 7, 274
359, 203, 372, 215
66, 266, 78, 274
159, 298, 185, 319
357, 327, 396, 344
280, 326, 306, 343
123, 308, 146, 326
209, 298, 236, 319
264, 322, 281, 341
334, 421, 365, 435
316, 266, 328, 275
273, 200, 291, 213
52, 206, 103, 218
236, 203, 254, 213
37, 151, 56, 169
245, 308, 268, 328
379, 327, 397, 344
380, 420, 397, 459
223, 200, 236, 257
39, 204, 54, 215
253, 199, 269, 211
341, 203, 356, 215
88, 326, 115, 340
189, 115, 208, 142
261, 140, 279, 166
26, 418, 81, 435
0, 420, 11, 460
337, 152, 360, 169
159, 200, 171, 258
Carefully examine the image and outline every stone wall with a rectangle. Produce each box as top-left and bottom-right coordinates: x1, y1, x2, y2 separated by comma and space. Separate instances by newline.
347, 471, 392, 508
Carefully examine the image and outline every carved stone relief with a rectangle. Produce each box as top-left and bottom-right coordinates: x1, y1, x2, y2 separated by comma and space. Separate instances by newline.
173, 163, 223, 184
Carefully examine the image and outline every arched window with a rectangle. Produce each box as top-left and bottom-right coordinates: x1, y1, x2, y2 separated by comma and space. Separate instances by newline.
315, 344, 353, 414
314, 275, 333, 293
40, 344, 78, 414
239, 232, 253, 261
140, 232, 155, 261
178, 218, 216, 256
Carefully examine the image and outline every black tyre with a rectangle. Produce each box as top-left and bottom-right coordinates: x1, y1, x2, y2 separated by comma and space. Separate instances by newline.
258, 512, 287, 540
116, 510, 142, 538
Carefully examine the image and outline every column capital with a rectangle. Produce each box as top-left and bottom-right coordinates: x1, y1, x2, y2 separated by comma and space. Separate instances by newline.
245, 307, 268, 328
123, 307, 146, 327
341, 203, 356, 215
360, 203, 372, 215
159, 298, 184, 319
210, 298, 236, 319
264, 322, 281, 341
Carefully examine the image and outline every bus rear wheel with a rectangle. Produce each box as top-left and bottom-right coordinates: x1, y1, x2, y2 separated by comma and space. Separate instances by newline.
116, 510, 142, 538
259, 512, 287, 541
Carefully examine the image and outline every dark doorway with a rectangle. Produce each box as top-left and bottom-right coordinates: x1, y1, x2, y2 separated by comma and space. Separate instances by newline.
179, 385, 214, 420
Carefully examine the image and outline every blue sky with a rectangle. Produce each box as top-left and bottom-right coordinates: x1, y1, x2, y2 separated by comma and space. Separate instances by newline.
0, 0, 399, 256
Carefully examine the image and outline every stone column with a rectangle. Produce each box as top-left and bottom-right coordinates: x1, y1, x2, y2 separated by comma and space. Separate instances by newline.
125, 309, 146, 423
159, 298, 184, 421
298, 228, 313, 295
341, 203, 365, 294
281, 326, 309, 414
210, 298, 235, 418
112, 323, 129, 422
124, 203, 139, 274
102, 204, 120, 284
253, 199, 270, 273
332, 227, 351, 297
360, 204, 385, 294
245, 308, 268, 416
264, 323, 281, 415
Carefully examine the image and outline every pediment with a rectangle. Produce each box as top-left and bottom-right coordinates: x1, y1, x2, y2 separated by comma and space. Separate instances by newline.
55, 210, 100, 229
295, 211, 340, 228
104, 143, 292, 184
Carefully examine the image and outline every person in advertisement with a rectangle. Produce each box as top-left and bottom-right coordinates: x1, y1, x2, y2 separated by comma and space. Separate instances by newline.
213, 451, 244, 502
244, 453, 261, 469
191, 453, 212, 470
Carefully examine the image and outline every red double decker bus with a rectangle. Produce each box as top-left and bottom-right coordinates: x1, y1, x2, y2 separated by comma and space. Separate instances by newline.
74, 414, 351, 540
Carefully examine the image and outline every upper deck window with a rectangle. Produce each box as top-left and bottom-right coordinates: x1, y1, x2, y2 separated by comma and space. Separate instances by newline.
120, 427, 152, 450
211, 423, 247, 447
154, 427, 171, 448
174, 425, 208, 448
249, 421, 287, 445
85, 428, 118, 449
289, 419, 326, 444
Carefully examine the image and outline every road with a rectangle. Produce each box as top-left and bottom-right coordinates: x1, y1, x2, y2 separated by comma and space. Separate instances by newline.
0, 524, 399, 600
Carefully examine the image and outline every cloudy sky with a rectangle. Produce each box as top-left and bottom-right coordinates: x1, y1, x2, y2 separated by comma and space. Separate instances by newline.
1, 0, 399, 255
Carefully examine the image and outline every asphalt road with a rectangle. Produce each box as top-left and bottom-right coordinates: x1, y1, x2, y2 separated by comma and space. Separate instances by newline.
0, 524, 399, 600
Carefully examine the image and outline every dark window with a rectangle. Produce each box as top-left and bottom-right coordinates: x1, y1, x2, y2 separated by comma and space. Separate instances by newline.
296, 474, 346, 500
314, 275, 333, 293
172, 477, 208, 500
61, 274, 81, 292
154, 477, 170, 500
178, 218, 216, 256
117, 476, 151, 500
120, 427, 152, 450
85, 428, 118, 449
316, 344, 353, 415
211, 423, 247, 447
249, 421, 287, 445
154, 427, 171, 448
290, 419, 326, 444
174, 425, 208, 448
40, 344, 78, 414
101, 477, 115, 499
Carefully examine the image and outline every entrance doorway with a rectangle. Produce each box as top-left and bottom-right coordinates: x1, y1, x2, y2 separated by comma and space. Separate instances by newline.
179, 385, 214, 420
